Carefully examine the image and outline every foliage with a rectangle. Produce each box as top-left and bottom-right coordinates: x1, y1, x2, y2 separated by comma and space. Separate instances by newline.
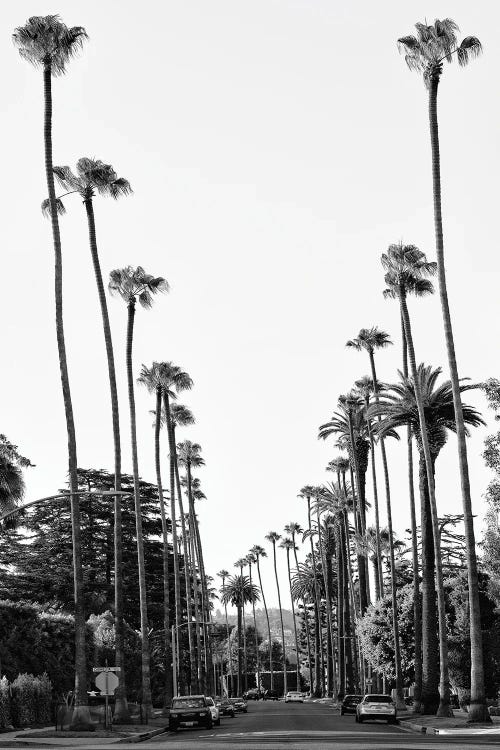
10, 673, 52, 727
0, 676, 12, 729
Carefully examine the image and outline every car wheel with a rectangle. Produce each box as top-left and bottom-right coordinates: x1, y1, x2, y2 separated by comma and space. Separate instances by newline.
340, 709, 344, 716
169, 725, 178, 733
216, 718, 221, 726
207, 719, 213, 729
358, 715, 364, 723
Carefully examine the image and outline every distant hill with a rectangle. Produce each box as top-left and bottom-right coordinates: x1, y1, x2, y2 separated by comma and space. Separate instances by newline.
213, 607, 297, 637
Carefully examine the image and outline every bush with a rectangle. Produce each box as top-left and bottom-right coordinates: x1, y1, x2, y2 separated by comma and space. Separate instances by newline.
0, 676, 12, 729
9, 673, 52, 728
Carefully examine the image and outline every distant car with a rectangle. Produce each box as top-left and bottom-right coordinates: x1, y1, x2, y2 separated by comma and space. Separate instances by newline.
169, 695, 213, 732
355, 694, 397, 724
206, 696, 220, 726
263, 689, 279, 701
340, 694, 363, 715
285, 691, 304, 703
230, 697, 248, 713
215, 697, 235, 717
243, 688, 262, 700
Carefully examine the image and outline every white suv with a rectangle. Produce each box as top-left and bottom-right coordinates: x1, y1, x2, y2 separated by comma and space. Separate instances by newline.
355, 694, 397, 724
206, 696, 221, 726
285, 691, 304, 703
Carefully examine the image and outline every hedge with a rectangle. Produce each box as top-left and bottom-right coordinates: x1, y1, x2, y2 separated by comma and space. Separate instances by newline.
0, 673, 52, 729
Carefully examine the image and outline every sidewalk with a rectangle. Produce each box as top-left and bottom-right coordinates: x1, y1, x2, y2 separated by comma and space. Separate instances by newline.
399, 709, 500, 735
0, 721, 168, 747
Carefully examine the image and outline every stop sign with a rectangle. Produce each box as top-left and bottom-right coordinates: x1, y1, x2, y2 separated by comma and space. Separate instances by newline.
95, 671, 119, 695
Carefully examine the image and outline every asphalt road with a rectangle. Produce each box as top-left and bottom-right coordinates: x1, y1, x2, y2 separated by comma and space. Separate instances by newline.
145, 700, 499, 749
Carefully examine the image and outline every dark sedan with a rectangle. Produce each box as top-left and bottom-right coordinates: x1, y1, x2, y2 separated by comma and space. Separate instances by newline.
230, 696, 248, 713
340, 694, 363, 715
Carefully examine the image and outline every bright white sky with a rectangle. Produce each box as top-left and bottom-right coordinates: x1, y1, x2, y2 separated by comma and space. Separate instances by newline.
3, 1, 499, 612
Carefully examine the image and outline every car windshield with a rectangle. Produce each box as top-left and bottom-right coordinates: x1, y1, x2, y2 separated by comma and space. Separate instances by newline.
365, 695, 393, 703
172, 697, 205, 708
345, 696, 361, 703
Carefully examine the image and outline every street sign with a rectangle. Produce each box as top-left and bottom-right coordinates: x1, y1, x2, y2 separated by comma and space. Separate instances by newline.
366, 679, 373, 686
95, 671, 119, 695
93, 666, 121, 673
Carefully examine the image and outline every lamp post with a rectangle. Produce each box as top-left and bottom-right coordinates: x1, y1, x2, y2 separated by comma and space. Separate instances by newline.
172, 620, 213, 697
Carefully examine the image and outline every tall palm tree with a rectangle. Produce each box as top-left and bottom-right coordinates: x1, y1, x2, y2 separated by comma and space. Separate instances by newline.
345, 328, 404, 707
381, 242, 437, 709
0, 435, 31, 515
372, 365, 483, 715
13, 15, 90, 729
217, 569, 233, 694
397, 19, 487, 722
250, 545, 274, 690
265, 532, 287, 696
157, 363, 193, 692
234, 558, 249, 692
245, 553, 261, 692
280, 537, 301, 691
138, 363, 174, 705
170, 403, 196, 689
177, 440, 206, 691
46, 160, 133, 719
298, 487, 324, 696
284, 522, 313, 694
221, 575, 260, 697
109, 266, 167, 717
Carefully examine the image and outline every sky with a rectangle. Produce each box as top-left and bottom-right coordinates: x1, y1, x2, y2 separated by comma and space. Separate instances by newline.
2, 1, 500, 613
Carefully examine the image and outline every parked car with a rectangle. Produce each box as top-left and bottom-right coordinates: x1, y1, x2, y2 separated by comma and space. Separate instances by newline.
355, 694, 397, 724
230, 696, 248, 713
243, 687, 262, 700
263, 689, 279, 701
206, 696, 221, 726
285, 691, 304, 703
215, 697, 235, 717
169, 695, 213, 732
340, 694, 363, 715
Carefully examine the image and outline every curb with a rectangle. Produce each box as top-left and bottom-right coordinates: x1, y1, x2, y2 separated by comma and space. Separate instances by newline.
115, 727, 168, 744
400, 720, 427, 734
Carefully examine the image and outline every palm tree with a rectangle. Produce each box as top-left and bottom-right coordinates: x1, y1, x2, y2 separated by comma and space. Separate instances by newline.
157, 362, 193, 692
0, 435, 32, 514
245, 553, 262, 693
353, 376, 384, 599
234, 558, 249, 692
381, 242, 437, 709
346, 328, 404, 706
298, 487, 324, 696
217, 569, 233, 694
44, 159, 133, 720
170, 403, 196, 689
371, 365, 483, 715
13, 15, 90, 729
138, 363, 174, 705
177, 440, 207, 691
250, 545, 274, 690
279, 538, 301, 691
284, 522, 313, 694
109, 267, 167, 717
397, 19, 487, 723
265, 532, 287, 696
221, 575, 260, 697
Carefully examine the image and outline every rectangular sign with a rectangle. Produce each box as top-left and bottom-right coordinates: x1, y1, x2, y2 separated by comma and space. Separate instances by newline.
92, 666, 121, 672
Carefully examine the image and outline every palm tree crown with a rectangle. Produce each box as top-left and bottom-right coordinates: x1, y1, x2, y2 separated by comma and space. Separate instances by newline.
109, 266, 168, 308
221, 575, 260, 609
346, 326, 392, 353
370, 364, 484, 457
265, 531, 281, 545
381, 242, 436, 300
397, 19, 482, 86
13, 15, 87, 75
177, 441, 205, 469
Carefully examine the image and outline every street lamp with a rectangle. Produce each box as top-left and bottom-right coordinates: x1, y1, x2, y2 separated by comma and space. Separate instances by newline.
172, 620, 213, 697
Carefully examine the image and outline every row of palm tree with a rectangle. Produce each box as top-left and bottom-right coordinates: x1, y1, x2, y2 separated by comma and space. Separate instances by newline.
14, 14, 215, 726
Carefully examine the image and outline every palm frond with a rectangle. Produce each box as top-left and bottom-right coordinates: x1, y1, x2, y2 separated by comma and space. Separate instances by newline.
41, 197, 65, 217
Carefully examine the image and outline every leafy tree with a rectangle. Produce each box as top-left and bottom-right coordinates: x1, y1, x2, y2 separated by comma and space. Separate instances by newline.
13, 14, 89, 728
398, 18, 487, 723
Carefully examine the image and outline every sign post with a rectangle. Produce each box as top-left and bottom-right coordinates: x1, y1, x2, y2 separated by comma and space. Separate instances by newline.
93, 667, 120, 730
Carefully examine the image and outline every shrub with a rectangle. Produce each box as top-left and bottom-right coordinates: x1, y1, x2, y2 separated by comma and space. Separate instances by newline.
0, 676, 12, 729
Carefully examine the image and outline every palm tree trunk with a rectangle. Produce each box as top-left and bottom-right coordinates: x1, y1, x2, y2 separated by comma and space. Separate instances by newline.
43, 63, 89, 729
163, 392, 184, 691
172, 432, 195, 689
221, 576, 233, 695
365, 408, 384, 598
306, 497, 324, 696
248, 563, 261, 692
255, 557, 273, 690
342, 512, 359, 690
428, 73, 488, 723
285, 549, 301, 691
237, 604, 243, 696
125, 299, 152, 717
400, 293, 451, 717
316, 507, 336, 697
238, 564, 248, 693
347, 455, 369, 615
192, 512, 212, 692
186, 463, 203, 692
84, 198, 130, 722
153, 388, 173, 708
336, 526, 346, 699
292, 540, 313, 695
401, 314, 423, 710
271, 541, 287, 696
368, 349, 405, 708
